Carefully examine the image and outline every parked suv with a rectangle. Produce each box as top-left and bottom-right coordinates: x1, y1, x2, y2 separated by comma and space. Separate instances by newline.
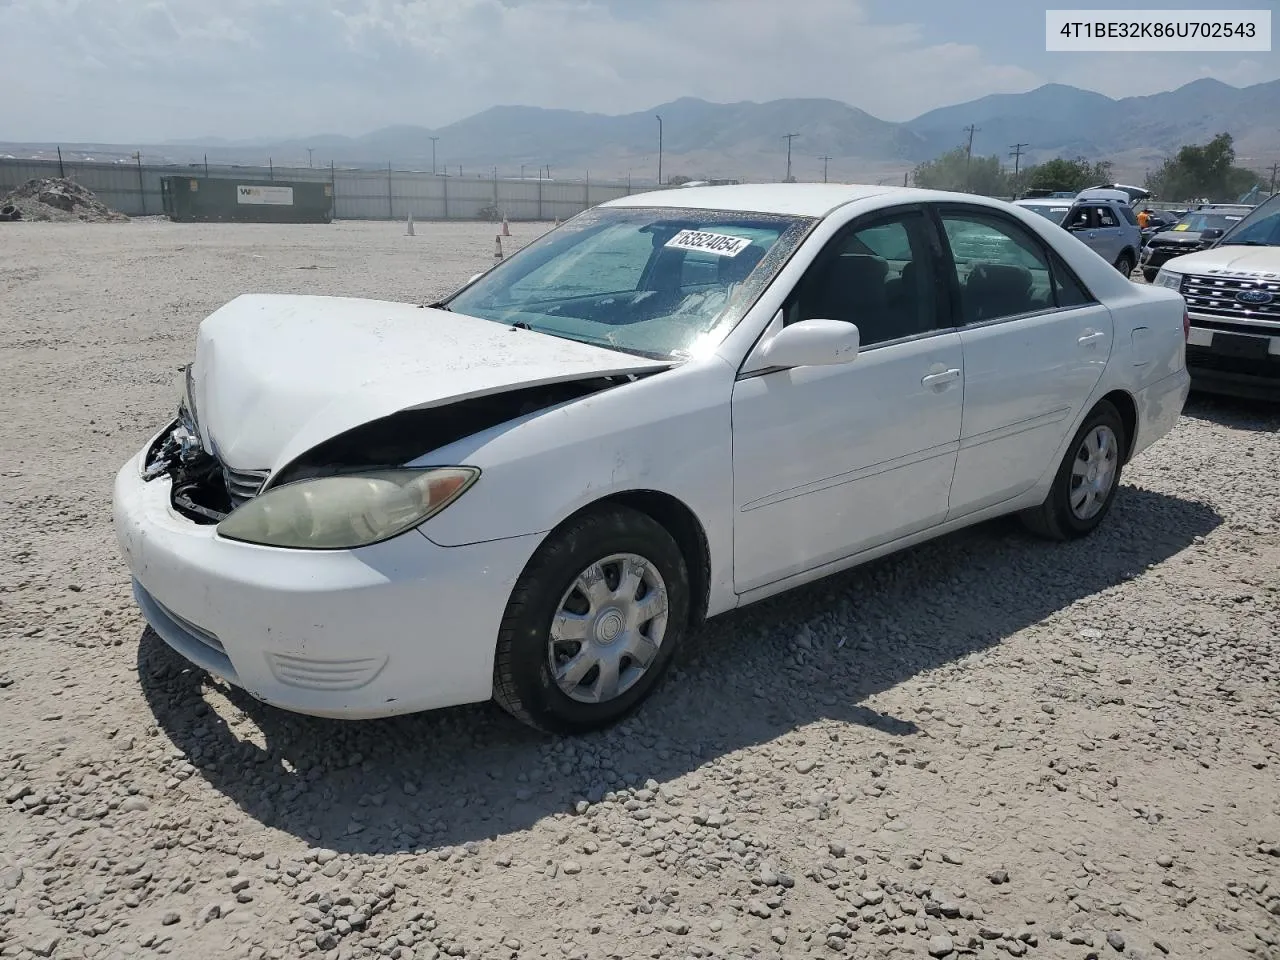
1061, 189, 1143, 276
1140, 206, 1250, 281
1153, 192, 1280, 399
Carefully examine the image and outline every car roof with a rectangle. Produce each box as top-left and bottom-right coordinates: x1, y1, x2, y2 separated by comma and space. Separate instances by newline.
601, 183, 1044, 219
602, 183, 910, 218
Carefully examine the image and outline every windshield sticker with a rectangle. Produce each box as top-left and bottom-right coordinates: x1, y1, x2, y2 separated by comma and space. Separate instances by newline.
1174, 224, 1190, 231
665, 229, 753, 257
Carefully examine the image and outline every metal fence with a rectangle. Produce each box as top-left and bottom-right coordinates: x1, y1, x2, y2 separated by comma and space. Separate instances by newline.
0, 157, 655, 221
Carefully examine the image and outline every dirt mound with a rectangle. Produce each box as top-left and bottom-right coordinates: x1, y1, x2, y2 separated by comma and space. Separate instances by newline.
0, 177, 129, 222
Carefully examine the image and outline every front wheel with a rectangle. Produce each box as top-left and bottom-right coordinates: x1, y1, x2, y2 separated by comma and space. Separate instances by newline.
1142, 268, 1158, 283
491, 505, 690, 734
1020, 400, 1126, 541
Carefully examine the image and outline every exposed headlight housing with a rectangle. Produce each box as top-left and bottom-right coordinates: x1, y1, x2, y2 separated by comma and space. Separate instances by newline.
216, 467, 479, 550
1153, 269, 1183, 291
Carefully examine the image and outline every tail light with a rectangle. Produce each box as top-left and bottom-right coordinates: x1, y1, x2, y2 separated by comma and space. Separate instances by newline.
1183, 307, 1190, 341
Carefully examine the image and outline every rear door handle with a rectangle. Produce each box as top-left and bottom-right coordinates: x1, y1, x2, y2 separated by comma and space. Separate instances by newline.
1078, 330, 1106, 346
921, 368, 961, 388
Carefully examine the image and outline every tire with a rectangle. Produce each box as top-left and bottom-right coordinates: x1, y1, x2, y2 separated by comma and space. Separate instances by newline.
1142, 268, 1158, 283
1020, 400, 1126, 542
1115, 252, 1135, 277
492, 504, 690, 734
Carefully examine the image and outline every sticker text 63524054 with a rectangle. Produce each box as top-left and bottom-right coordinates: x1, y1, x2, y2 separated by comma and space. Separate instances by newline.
664, 229, 753, 257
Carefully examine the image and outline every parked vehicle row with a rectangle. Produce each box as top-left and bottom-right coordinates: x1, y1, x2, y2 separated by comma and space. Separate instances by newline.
113, 183, 1191, 734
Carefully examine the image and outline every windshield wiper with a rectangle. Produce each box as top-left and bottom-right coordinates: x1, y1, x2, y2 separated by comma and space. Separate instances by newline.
1219, 240, 1272, 247
511, 320, 533, 330
424, 301, 452, 311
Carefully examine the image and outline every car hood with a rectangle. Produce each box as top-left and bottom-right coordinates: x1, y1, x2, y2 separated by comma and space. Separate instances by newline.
1159, 245, 1280, 278
188, 294, 672, 473
1150, 230, 1206, 244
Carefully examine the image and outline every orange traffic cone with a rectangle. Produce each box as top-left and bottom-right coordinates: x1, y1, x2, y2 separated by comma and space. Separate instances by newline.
494, 235, 503, 259
502, 217, 511, 237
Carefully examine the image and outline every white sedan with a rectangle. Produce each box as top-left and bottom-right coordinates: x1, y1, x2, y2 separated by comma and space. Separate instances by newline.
113, 184, 1191, 734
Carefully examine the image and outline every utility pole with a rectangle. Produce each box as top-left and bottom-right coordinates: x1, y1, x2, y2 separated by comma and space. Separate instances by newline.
428, 137, 439, 176
819, 155, 832, 183
782, 133, 799, 182
963, 124, 980, 191
1009, 142, 1029, 198
656, 115, 663, 185
307, 147, 314, 168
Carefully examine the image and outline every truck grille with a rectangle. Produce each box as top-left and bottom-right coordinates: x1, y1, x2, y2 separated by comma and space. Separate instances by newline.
222, 466, 270, 507
1181, 272, 1280, 328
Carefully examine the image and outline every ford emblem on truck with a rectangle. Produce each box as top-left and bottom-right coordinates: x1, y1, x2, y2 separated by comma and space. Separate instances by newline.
1236, 289, 1275, 305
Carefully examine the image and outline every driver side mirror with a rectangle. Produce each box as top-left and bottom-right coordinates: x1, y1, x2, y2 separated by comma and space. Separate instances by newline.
1200, 228, 1224, 240
761, 318, 860, 369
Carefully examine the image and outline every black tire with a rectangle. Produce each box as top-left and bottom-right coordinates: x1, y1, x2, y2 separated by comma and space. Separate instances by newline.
1020, 400, 1127, 542
1115, 252, 1135, 277
1142, 268, 1158, 283
492, 505, 690, 735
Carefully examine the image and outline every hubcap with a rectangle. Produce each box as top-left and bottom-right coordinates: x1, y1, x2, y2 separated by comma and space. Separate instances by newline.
1069, 424, 1118, 520
547, 553, 669, 704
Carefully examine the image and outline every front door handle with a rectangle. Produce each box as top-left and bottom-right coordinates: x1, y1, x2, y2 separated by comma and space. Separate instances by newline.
1078, 330, 1106, 346
921, 368, 961, 389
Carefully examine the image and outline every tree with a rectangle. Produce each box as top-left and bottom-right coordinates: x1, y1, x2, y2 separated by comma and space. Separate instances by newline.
912, 147, 1008, 195
1021, 157, 1113, 194
1145, 133, 1259, 202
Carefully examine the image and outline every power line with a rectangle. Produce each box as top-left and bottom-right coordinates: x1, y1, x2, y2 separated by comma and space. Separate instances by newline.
1009, 142, 1029, 198
818, 155, 832, 183
782, 133, 799, 182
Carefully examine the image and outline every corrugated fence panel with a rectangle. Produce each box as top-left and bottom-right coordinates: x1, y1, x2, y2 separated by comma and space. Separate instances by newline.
1, 157, 660, 221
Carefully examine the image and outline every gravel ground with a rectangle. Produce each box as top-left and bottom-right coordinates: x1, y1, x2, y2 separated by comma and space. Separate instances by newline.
1, 220, 1278, 960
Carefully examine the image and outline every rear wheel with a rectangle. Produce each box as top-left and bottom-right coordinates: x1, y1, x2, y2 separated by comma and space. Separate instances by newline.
1020, 400, 1126, 541
1115, 252, 1135, 277
492, 505, 690, 734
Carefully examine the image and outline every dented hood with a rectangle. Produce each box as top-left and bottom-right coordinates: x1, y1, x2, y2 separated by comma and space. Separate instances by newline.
188, 294, 670, 473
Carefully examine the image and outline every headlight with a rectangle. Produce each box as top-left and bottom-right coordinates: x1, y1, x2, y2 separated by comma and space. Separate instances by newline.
216, 467, 479, 549
1153, 269, 1182, 290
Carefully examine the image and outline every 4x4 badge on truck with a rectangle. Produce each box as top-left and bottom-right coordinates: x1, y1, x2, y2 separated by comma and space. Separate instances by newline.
1235, 289, 1275, 305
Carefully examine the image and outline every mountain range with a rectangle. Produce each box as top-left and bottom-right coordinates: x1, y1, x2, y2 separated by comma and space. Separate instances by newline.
5, 78, 1278, 185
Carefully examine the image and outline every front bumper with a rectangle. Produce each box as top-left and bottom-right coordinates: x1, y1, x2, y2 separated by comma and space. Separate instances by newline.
113, 445, 543, 719
1186, 321, 1280, 400
1141, 245, 1201, 273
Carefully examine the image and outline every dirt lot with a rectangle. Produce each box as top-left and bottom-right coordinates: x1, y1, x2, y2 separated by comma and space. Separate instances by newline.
1, 219, 1278, 960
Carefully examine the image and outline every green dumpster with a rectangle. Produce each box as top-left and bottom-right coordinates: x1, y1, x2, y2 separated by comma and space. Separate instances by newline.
160, 177, 333, 223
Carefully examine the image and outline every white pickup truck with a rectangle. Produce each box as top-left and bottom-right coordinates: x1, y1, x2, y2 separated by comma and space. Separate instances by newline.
1152, 192, 1280, 400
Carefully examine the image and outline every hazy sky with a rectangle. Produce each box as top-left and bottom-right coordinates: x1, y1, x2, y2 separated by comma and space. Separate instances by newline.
3, 0, 1277, 142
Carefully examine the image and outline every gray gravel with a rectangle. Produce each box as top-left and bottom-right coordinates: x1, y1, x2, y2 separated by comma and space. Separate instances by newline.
2, 219, 1279, 960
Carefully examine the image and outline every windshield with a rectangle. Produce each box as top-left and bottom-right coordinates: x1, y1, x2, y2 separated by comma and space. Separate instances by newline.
1217, 194, 1280, 247
446, 206, 814, 359
1171, 212, 1243, 233
1020, 203, 1070, 223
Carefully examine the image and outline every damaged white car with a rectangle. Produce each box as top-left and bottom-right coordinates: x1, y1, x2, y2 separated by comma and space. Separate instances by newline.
114, 184, 1190, 734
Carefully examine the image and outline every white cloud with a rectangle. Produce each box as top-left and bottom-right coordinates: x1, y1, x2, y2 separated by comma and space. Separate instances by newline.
0, 0, 1045, 141
3, 0, 1272, 144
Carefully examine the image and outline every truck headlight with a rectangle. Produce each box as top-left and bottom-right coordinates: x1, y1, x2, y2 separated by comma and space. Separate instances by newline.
216, 467, 479, 549
1153, 269, 1182, 290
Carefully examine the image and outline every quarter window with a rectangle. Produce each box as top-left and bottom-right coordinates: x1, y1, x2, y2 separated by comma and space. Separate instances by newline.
785, 211, 940, 347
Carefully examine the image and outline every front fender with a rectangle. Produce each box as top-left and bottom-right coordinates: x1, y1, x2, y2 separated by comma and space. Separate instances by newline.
416, 356, 734, 549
